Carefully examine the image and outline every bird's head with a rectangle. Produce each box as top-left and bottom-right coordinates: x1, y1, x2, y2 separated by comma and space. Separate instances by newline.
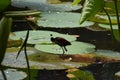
50, 34, 55, 42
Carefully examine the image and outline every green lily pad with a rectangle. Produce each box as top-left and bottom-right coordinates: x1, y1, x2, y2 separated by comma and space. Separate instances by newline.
35, 41, 96, 54
95, 49, 120, 59
89, 15, 118, 24
37, 12, 94, 28
0, 69, 27, 80
115, 71, 120, 80
9, 30, 76, 44
2, 49, 87, 69
11, 0, 82, 11
98, 23, 118, 29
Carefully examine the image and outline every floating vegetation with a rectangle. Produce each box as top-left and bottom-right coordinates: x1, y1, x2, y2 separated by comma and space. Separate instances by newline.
115, 71, 120, 80
66, 68, 95, 80
9, 30, 76, 44
37, 12, 94, 28
11, 0, 82, 11
98, 23, 118, 29
89, 15, 119, 25
0, 69, 27, 80
95, 49, 120, 59
2, 47, 120, 70
2, 49, 86, 69
35, 41, 96, 54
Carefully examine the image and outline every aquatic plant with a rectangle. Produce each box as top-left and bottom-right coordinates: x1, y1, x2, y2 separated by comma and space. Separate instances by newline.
75, 0, 120, 43
0, 2, 40, 79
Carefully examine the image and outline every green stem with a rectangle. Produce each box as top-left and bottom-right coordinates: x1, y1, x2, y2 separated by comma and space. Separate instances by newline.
103, 8, 116, 47
113, 0, 120, 32
16, 25, 31, 80
0, 65, 7, 80
24, 29, 31, 80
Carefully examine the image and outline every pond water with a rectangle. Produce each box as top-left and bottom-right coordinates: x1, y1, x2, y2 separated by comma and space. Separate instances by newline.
10, 20, 120, 80
2, 0, 120, 79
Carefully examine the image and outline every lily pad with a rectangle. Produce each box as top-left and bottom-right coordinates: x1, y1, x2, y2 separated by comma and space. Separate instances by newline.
37, 12, 94, 28
115, 71, 120, 80
89, 15, 118, 25
98, 23, 118, 29
0, 69, 27, 80
11, 0, 82, 11
2, 49, 87, 69
9, 30, 76, 44
95, 49, 120, 59
35, 41, 96, 54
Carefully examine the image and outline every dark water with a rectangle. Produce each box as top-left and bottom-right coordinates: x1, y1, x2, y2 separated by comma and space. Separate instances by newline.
22, 62, 120, 80
11, 20, 120, 80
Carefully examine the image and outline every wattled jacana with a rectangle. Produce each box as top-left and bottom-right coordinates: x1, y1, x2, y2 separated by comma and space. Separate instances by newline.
50, 34, 71, 55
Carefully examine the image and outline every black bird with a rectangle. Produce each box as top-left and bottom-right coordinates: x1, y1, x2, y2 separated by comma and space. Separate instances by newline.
50, 34, 71, 55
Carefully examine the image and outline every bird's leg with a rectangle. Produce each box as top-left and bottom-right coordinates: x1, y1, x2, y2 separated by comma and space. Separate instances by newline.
61, 47, 65, 56
63, 46, 67, 51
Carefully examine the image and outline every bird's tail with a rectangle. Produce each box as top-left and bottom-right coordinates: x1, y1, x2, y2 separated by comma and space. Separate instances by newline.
64, 46, 67, 51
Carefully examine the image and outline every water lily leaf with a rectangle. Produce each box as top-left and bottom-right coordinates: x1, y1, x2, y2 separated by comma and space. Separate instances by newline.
80, 0, 104, 24
11, 0, 81, 12
9, 30, 76, 44
2, 49, 87, 69
37, 12, 94, 28
98, 23, 118, 29
89, 15, 118, 25
0, 69, 27, 80
4, 10, 41, 17
95, 49, 120, 59
35, 41, 95, 54
0, 0, 11, 12
115, 71, 120, 80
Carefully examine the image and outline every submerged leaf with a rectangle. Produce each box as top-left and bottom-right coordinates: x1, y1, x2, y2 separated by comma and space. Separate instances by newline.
67, 69, 95, 80
0, 17, 12, 64
80, 0, 104, 24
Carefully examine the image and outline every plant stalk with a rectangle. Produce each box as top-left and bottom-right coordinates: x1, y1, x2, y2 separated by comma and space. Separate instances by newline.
0, 65, 7, 80
113, 0, 120, 32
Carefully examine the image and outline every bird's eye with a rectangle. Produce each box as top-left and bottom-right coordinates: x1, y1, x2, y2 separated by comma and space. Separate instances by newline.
50, 34, 53, 36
